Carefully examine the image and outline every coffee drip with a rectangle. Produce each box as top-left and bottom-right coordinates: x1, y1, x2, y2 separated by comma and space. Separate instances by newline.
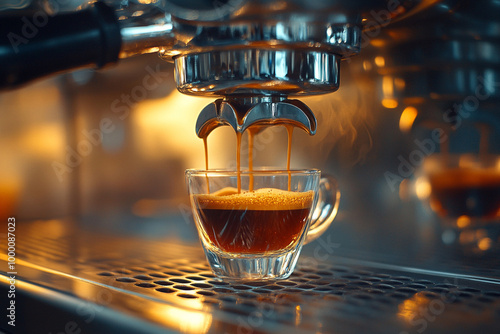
196, 97, 317, 193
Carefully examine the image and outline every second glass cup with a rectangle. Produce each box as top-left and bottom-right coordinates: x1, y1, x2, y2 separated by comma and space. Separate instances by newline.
186, 168, 340, 280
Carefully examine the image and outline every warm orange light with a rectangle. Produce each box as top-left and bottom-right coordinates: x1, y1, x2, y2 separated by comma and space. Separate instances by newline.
478, 238, 492, 251
20, 124, 65, 156
399, 106, 418, 133
0, 179, 21, 220
415, 177, 431, 200
374, 56, 385, 67
362, 60, 373, 71
295, 305, 302, 326
382, 98, 398, 109
382, 76, 394, 97
132, 91, 217, 168
370, 39, 386, 47
398, 294, 431, 323
456, 215, 471, 228
149, 300, 212, 333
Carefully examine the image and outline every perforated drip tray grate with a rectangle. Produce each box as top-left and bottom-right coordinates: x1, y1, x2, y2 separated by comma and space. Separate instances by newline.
90, 259, 499, 309
79, 257, 500, 333
2, 220, 500, 333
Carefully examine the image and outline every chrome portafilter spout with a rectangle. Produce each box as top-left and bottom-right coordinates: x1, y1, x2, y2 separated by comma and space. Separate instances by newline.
195, 96, 317, 138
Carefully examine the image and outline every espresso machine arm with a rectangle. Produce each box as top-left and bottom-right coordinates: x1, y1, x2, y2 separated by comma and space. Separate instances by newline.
0, 0, 427, 126
0, 2, 122, 88
0, 0, 178, 89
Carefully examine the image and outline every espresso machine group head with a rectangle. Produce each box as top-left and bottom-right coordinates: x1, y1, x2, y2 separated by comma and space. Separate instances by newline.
152, 0, 427, 135
0, 0, 432, 135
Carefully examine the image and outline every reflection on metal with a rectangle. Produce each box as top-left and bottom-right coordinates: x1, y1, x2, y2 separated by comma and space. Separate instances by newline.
195, 97, 317, 137
397, 293, 434, 324
117, 1, 175, 58
154, 0, 432, 98
150, 303, 213, 334
374, 56, 385, 68
174, 49, 341, 97
381, 98, 398, 109
382, 76, 395, 99
399, 106, 419, 133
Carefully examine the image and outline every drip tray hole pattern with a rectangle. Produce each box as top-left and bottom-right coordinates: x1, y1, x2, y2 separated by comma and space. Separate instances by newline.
91, 258, 500, 326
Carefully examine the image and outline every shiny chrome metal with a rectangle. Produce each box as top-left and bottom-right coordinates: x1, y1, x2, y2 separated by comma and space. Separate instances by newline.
119, 20, 175, 58
158, 0, 426, 97
115, 1, 176, 58
110, 0, 433, 99
195, 97, 317, 137
175, 49, 340, 97
160, 0, 247, 22
162, 20, 362, 59
159, 0, 427, 58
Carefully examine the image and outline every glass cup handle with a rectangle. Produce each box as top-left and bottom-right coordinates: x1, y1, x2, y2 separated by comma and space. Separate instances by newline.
304, 175, 341, 244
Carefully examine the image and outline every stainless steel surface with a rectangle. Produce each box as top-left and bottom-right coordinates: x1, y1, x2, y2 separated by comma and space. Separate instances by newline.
158, 0, 423, 58
116, 1, 175, 58
195, 97, 316, 137
175, 49, 340, 97
155, 0, 430, 98
2, 220, 500, 333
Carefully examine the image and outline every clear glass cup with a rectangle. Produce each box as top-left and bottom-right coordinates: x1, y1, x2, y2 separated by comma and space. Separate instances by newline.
416, 153, 500, 256
185, 168, 340, 280
419, 153, 500, 222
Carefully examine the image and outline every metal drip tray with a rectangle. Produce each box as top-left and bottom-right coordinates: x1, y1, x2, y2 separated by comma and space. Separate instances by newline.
1, 220, 500, 333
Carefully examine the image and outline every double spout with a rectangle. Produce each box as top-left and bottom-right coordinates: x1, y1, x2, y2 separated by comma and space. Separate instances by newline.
195, 96, 317, 138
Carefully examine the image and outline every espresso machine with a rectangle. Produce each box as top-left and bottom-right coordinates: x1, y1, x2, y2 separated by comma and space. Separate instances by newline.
1, 1, 500, 333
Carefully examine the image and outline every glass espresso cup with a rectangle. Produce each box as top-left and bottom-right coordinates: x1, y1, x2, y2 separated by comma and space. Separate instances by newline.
185, 169, 340, 280
417, 153, 500, 256
420, 153, 500, 221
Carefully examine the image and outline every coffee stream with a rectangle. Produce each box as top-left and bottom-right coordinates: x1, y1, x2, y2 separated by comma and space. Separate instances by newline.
286, 125, 294, 191
203, 136, 210, 193
202, 124, 295, 193
247, 127, 258, 192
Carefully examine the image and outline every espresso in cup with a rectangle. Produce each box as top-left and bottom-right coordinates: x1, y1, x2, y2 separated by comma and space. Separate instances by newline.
192, 187, 314, 253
